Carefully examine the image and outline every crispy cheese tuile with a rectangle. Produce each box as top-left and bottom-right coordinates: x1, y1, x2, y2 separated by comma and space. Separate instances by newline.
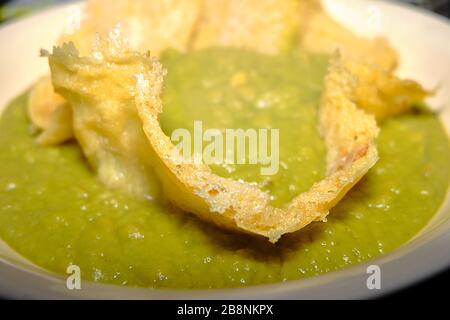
29, 0, 202, 146
60, 0, 202, 56
45, 37, 379, 242
45, 28, 431, 242
344, 61, 429, 120
298, 0, 398, 71
46, 38, 161, 199
30, 0, 423, 146
134, 50, 379, 243
191, 0, 300, 54
27, 76, 73, 144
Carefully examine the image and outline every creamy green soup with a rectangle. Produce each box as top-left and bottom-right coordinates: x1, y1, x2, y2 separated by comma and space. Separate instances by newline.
0, 48, 449, 288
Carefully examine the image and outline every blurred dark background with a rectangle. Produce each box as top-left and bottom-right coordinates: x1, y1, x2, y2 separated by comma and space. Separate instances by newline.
398, 0, 450, 16
0, 0, 449, 301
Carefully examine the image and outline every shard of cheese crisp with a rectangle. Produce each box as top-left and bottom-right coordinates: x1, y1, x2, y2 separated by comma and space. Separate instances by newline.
45, 31, 425, 242
28, 0, 408, 146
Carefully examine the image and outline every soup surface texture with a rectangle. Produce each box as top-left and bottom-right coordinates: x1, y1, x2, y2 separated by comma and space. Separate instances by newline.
0, 48, 449, 288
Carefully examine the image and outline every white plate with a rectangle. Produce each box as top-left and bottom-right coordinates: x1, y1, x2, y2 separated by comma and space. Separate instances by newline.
0, 0, 449, 299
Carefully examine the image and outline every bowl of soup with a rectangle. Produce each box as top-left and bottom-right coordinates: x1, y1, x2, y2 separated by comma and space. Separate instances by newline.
0, 0, 449, 299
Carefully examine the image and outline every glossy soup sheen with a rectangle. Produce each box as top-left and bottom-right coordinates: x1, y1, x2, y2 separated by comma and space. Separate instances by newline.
0, 48, 449, 288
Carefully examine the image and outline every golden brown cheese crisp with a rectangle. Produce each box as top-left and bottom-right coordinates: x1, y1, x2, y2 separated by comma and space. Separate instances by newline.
345, 60, 429, 120
29, 0, 413, 146
62, 0, 202, 56
191, 0, 300, 54
133, 50, 379, 242
27, 76, 73, 144
298, 0, 398, 71
46, 36, 161, 199
46, 30, 431, 242
29, 0, 202, 145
